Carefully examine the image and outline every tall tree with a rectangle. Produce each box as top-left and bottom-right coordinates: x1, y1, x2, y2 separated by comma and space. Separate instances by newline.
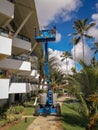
72, 37, 80, 70
72, 18, 95, 62
91, 42, 98, 67
67, 61, 98, 129
91, 42, 98, 54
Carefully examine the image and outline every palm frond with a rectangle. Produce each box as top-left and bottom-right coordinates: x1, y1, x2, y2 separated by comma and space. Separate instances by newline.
94, 42, 98, 48
72, 37, 81, 45
84, 34, 93, 39
86, 23, 96, 31
83, 18, 88, 26
71, 32, 78, 36
80, 94, 89, 116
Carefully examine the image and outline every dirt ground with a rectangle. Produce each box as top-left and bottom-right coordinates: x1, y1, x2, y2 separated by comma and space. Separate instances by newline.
27, 96, 67, 130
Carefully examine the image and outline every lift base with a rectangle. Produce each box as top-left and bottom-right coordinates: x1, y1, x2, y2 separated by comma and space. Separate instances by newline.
34, 103, 61, 116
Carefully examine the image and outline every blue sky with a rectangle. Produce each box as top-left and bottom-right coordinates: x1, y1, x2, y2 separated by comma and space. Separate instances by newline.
49, 0, 98, 51
35, 0, 98, 51
35, 0, 98, 73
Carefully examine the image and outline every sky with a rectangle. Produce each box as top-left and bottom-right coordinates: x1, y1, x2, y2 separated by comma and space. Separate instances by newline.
34, 0, 98, 74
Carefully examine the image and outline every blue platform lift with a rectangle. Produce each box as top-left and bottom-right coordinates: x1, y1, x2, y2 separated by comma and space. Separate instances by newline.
34, 26, 61, 116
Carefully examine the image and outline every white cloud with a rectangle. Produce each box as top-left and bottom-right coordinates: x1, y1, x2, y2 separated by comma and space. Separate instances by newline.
92, 13, 98, 21
71, 42, 93, 65
55, 32, 61, 42
35, 0, 82, 26
95, 3, 98, 11
88, 13, 98, 41
49, 48, 75, 74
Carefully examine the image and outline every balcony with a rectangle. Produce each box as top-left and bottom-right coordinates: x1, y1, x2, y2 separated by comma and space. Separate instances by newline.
31, 84, 38, 91
30, 70, 37, 77
0, 58, 31, 74
0, 29, 12, 60
12, 35, 31, 55
0, 79, 10, 99
0, 0, 14, 27
9, 83, 31, 94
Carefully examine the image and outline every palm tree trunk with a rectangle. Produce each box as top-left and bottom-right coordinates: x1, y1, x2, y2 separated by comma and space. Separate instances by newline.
74, 45, 76, 70
82, 36, 85, 62
66, 57, 68, 75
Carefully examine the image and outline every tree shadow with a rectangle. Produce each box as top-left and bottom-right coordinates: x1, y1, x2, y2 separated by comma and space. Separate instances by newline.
61, 113, 88, 127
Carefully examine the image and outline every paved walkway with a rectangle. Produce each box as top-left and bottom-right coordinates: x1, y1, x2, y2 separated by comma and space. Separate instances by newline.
27, 115, 63, 130
27, 96, 66, 130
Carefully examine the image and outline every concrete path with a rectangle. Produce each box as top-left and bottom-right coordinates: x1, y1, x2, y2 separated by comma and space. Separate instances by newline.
27, 96, 66, 130
27, 115, 63, 130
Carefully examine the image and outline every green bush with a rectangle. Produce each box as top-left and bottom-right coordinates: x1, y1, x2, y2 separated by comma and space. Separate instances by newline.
0, 114, 22, 128
0, 105, 23, 129
6, 105, 24, 114
0, 120, 6, 127
7, 114, 21, 122
57, 91, 63, 97
7, 105, 24, 114
13, 106, 24, 114
23, 101, 34, 107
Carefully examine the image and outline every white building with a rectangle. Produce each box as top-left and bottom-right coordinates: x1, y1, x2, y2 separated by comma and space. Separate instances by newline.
0, 0, 42, 107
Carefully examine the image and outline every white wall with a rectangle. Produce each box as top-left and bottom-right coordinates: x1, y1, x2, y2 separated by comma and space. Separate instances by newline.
13, 38, 31, 51
0, 36, 12, 55
19, 61, 31, 71
0, 59, 31, 71
30, 70, 37, 76
0, 0, 14, 18
9, 83, 31, 94
0, 79, 9, 99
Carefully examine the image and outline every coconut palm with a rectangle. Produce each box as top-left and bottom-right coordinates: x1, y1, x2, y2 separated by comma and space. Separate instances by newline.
91, 56, 96, 67
72, 18, 95, 62
50, 67, 64, 85
72, 37, 80, 70
67, 61, 98, 129
49, 51, 60, 69
61, 51, 72, 74
90, 42, 98, 68
91, 42, 98, 54
37, 49, 60, 90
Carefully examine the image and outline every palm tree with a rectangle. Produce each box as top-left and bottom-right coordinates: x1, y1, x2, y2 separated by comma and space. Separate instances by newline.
91, 42, 98, 67
50, 68, 64, 88
37, 49, 60, 90
67, 61, 98, 129
48, 51, 60, 69
72, 18, 95, 62
61, 51, 72, 74
91, 42, 98, 54
91, 56, 96, 67
72, 37, 80, 70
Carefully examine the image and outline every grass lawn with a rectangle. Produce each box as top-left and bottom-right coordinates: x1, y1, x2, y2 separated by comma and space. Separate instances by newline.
61, 103, 88, 130
23, 107, 34, 115
6, 107, 35, 130
7, 117, 34, 130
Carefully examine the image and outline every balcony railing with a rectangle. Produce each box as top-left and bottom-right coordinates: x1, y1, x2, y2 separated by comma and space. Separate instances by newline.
7, 0, 15, 3
0, 27, 31, 42
8, 55, 30, 61
0, 28, 9, 38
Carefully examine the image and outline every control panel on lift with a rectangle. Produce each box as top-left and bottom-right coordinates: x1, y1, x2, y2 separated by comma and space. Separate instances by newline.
35, 26, 56, 42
